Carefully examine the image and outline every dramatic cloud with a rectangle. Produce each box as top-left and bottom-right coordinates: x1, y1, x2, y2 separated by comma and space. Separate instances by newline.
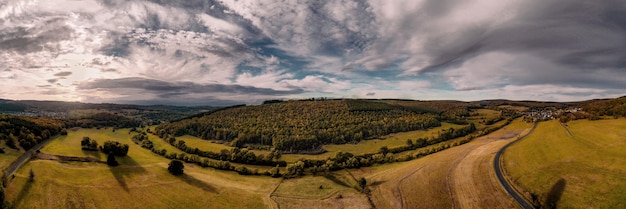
1, 0, 625, 105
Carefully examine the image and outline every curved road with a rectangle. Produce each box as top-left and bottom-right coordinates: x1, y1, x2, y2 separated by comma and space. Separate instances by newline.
5, 134, 58, 178
493, 122, 537, 209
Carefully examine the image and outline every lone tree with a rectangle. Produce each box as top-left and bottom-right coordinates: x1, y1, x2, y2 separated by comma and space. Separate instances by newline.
168, 160, 184, 175
107, 153, 119, 166
358, 177, 367, 189
29, 168, 35, 182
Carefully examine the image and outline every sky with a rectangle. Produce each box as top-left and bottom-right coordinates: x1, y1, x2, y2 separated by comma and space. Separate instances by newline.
1, 0, 625, 106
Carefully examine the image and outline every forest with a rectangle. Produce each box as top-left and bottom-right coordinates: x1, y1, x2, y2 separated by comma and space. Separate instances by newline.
155, 100, 445, 153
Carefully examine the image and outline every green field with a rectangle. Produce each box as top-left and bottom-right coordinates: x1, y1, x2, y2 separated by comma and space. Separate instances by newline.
5, 127, 280, 209
504, 119, 626, 208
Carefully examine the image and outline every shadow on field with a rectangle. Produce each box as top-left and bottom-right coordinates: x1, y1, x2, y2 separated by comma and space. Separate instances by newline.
323, 174, 351, 188
369, 180, 387, 187
81, 149, 101, 159
109, 155, 147, 192
14, 178, 34, 207
544, 178, 566, 209
179, 174, 218, 193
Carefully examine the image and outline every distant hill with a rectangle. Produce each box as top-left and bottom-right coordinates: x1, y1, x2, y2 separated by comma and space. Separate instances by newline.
0, 99, 218, 123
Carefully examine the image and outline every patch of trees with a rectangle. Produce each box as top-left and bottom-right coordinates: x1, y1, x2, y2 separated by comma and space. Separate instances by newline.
0, 114, 65, 150
99, 141, 129, 157
382, 123, 477, 154
80, 137, 98, 151
165, 136, 286, 167
130, 134, 280, 176
583, 97, 626, 118
65, 112, 140, 129
131, 133, 153, 149
155, 100, 441, 153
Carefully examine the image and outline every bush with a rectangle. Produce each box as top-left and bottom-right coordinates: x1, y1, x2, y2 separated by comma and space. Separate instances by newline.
107, 153, 119, 166
168, 160, 184, 175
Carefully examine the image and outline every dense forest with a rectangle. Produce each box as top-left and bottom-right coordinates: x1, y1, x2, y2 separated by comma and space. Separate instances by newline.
0, 115, 65, 150
155, 100, 443, 153
583, 96, 626, 117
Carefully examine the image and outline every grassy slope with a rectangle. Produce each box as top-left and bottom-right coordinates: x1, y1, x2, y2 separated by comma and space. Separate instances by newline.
0, 141, 22, 172
171, 123, 463, 163
271, 170, 370, 209
350, 118, 530, 209
6, 128, 280, 209
504, 119, 626, 208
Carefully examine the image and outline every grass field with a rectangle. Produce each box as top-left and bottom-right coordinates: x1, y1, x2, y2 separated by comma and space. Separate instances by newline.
169, 123, 464, 163
504, 119, 626, 208
281, 123, 463, 163
350, 118, 531, 209
271, 170, 370, 209
5, 127, 281, 209
0, 141, 22, 172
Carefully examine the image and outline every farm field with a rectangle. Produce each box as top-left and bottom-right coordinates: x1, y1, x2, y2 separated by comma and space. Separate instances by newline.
271, 171, 370, 209
4, 128, 281, 209
504, 119, 626, 208
350, 118, 532, 209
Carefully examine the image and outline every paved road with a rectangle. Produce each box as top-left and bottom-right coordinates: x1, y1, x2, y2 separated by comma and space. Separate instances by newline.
5, 134, 58, 177
493, 122, 537, 209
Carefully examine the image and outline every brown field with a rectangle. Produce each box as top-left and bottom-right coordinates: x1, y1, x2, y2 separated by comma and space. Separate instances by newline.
351, 118, 532, 209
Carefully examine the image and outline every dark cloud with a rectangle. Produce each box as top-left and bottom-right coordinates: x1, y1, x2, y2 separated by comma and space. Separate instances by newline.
100, 68, 119, 73
431, 0, 626, 72
78, 77, 304, 95
46, 79, 58, 84
53, 72, 72, 77
366, 92, 375, 96
0, 18, 73, 54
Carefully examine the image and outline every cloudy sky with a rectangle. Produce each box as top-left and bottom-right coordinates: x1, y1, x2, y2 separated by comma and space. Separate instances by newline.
1, 0, 625, 105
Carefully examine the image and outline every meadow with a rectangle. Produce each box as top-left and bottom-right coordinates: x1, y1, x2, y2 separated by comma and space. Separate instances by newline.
5, 127, 280, 209
350, 118, 532, 209
504, 119, 626, 208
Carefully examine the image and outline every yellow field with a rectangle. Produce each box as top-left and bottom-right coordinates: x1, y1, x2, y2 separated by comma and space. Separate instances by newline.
282, 123, 463, 162
5, 127, 281, 209
504, 119, 626, 208
351, 118, 531, 209
0, 141, 22, 172
271, 170, 370, 209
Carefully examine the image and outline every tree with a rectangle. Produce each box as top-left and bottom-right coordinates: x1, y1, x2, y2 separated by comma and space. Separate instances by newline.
107, 153, 119, 166
81, 137, 90, 147
29, 168, 35, 182
406, 139, 413, 147
358, 177, 367, 189
0, 186, 4, 208
379, 146, 389, 155
168, 160, 184, 175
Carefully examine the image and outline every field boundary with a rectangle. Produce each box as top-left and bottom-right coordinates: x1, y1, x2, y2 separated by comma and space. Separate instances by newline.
493, 122, 537, 209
